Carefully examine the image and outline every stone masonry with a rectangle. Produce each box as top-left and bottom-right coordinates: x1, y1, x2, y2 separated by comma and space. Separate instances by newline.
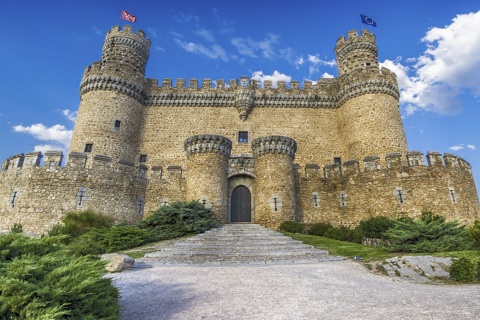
0, 26, 478, 234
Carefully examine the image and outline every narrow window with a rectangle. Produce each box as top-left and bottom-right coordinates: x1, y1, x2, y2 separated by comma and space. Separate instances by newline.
84, 143, 93, 153
139, 155, 147, 163
76, 187, 88, 207
238, 131, 248, 143
333, 157, 342, 166
114, 120, 121, 130
10, 189, 19, 209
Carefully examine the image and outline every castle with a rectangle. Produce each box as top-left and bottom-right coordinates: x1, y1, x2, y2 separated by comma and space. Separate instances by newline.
1, 25, 479, 234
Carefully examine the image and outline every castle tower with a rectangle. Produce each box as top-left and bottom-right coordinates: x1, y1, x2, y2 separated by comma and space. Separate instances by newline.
335, 30, 408, 164
184, 135, 232, 223
252, 136, 297, 228
69, 25, 151, 164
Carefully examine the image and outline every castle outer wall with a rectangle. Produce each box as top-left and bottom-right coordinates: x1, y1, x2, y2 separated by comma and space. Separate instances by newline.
0, 26, 478, 234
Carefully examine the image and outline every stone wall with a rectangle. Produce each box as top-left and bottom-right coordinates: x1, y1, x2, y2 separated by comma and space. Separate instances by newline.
299, 152, 480, 226
0, 152, 148, 234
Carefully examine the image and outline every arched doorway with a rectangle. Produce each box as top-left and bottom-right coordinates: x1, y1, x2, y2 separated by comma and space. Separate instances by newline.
231, 185, 252, 222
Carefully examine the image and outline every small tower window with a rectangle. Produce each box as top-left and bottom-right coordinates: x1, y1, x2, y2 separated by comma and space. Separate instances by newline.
139, 155, 147, 163
10, 189, 19, 209
84, 144, 93, 153
238, 131, 248, 143
76, 187, 88, 208
114, 120, 121, 130
334, 157, 342, 166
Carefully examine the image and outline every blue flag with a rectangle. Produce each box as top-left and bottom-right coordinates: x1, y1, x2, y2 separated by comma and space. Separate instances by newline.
360, 14, 377, 27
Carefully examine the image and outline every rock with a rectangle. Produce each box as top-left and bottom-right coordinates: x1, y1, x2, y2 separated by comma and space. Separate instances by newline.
101, 253, 135, 272
382, 255, 451, 282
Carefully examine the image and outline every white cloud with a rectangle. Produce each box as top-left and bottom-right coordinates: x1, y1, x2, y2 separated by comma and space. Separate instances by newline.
306, 54, 336, 76
147, 27, 157, 38
92, 26, 101, 36
449, 144, 464, 151
251, 71, 292, 88
294, 57, 305, 69
467, 145, 476, 150
13, 123, 73, 154
156, 46, 166, 52
321, 72, 334, 79
381, 10, 480, 115
174, 39, 228, 62
194, 28, 215, 42
61, 109, 77, 122
231, 34, 280, 59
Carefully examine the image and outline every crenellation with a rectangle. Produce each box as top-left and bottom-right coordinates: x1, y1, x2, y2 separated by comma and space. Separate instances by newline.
343, 159, 360, 175
190, 78, 198, 88
202, 78, 212, 88
162, 78, 172, 88
24, 152, 42, 167
386, 152, 405, 169
43, 151, 63, 167
324, 163, 341, 179
407, 151, 425, 166
363, 155, 381, 172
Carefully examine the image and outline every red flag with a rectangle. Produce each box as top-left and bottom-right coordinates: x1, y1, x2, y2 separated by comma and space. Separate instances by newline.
121, 9, 137, 22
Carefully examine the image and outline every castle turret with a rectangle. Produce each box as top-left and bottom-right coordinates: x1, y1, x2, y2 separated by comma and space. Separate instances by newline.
184, 135, 232, 223
69, 25, 151, 164
252, 136, 297, 228
335, 30, 408, 164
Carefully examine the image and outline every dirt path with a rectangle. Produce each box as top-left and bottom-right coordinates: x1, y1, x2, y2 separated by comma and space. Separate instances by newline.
108, 260, 480, 320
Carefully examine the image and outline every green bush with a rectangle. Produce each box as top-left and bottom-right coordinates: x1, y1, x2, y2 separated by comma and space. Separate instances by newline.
323, 226, 363, 243
10, 223, 23, 233
48, 210, 114, 237
383, 212, 472, 253
139, 200, 216, 234
468, 219, 480, 248
450, 257, 477, 282
356, 216, 394, 239
279, 221, 303, 233
305, 222, 333, 236
69, 226, 153, 255
0, 233, 119, 319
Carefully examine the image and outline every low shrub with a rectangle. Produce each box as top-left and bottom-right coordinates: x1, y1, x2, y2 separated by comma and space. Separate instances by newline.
140, 200, 216, 234
69, 226, 153, 255
323, 226, 362, 243
468, 219, 480, 248
48, 210, 114, 237
0, 233, 119, 319
356, 216, 394, 239
383, 212, 472, 253
306, 222, 333, 236
279, 221, 303, 233
450, 257, 477, 283
10, 223, 23, 233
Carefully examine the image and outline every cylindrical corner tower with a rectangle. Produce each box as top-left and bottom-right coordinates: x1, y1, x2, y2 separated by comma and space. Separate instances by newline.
252, 136, 297, 229
185, 134, 232, 223
69, 25, 151, 164
335, 30, 408, 163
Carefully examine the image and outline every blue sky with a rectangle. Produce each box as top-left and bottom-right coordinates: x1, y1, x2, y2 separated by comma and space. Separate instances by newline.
1, 1, 479, 193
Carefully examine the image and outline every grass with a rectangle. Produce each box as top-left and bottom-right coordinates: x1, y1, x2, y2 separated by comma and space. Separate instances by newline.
284, 232, 480, 262
284, 232, 397, 261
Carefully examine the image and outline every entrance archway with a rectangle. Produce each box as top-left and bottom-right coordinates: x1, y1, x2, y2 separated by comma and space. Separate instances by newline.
231, 186, 251, 222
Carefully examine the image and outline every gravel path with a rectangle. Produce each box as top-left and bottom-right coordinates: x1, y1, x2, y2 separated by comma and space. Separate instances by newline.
108, 260, 480, 320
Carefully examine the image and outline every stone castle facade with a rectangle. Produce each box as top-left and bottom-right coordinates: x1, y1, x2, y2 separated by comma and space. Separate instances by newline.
1, 26, 479, 234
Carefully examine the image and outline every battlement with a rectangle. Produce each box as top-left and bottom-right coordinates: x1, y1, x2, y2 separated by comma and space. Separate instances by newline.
252, 136, 297, 159
335, 29, 376, 52
305, 151, 472, 180
105, 25, 151, 48
184, 134, 233, 157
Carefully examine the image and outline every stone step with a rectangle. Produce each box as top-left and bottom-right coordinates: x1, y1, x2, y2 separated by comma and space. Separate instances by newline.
141, 224, 341, 265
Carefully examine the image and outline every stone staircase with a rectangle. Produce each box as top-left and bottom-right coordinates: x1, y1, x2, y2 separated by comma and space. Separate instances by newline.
141, 224, 341, 265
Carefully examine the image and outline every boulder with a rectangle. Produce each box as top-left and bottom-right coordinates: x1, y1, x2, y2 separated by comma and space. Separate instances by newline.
101, 253, 135, 272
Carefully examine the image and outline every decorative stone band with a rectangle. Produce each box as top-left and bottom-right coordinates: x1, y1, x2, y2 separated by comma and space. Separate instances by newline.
102, 36, 150, 62
145, 81, 397, 108
337, 79, 399, 105
251, 136, 297, 159
184, 134, 232, 157
335, 41, 378, 63
80, 75, 146, 103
